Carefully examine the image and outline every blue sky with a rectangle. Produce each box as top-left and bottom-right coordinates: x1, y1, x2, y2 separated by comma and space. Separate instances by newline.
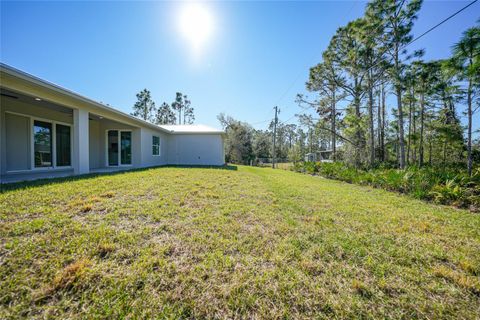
1, 1, 479, 133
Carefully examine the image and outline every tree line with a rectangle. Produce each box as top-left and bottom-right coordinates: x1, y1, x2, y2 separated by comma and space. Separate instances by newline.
218, 113, 326, 165
221, 0, 479, 175
131, 89, 195, 125
298, 0, 479, 175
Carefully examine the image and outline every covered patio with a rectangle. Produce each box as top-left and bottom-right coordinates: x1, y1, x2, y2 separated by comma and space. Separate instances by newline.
0, 86, 141, 184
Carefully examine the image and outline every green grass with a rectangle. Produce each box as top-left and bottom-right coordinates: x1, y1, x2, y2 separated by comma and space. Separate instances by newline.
1, 166, 479, 318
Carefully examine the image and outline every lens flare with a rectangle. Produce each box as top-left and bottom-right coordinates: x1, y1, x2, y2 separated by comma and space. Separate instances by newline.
178, 3, 214, 55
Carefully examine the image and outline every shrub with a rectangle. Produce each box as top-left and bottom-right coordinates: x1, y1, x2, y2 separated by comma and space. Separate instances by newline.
293, 161, 479, 210
430, 179, 465, 205
303, 162, 320, 174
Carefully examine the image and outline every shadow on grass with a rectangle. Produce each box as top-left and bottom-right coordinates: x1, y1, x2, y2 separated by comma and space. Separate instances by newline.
165, 164, 237, 171
0, 164, 237, 193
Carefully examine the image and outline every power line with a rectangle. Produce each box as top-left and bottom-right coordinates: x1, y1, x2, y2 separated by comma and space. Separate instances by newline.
262, 0, 478, 128
274, 0, 407, 113
369, 0, 479, 94
299, 0, 478, 125
361, 0, 479, 79
407, 0, 478, 47
267, 1, 361, 128
251, 118, 272, 125
279, 114, 297, 125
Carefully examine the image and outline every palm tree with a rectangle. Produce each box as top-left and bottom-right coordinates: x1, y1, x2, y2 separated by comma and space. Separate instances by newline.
452, 24, 480, 176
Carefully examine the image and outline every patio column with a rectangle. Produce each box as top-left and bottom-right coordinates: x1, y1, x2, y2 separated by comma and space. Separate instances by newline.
132, 128, 142, 167
73, 109, 89, 174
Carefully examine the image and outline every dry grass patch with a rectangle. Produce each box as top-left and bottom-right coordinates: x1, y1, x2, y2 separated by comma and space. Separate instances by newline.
34, 258, 92, 302
1, 166, 479, 318
433, 265, 480, 295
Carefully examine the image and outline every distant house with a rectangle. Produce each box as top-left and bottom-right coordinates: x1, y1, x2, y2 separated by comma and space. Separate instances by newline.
0, 63, 225, 183
305, 151, 334, 163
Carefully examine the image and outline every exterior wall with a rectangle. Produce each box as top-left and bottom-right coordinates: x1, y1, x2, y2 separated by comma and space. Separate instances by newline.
139, 127, 169, 167
89, 120, 102, 169
166, 134, 225, 166
0, 97, 73, 175
5, 113, 30, 171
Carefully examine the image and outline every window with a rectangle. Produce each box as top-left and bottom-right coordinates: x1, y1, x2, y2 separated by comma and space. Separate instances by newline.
152, 136, 160, 156
34, 120, 52, 167
56, 124, 71, 166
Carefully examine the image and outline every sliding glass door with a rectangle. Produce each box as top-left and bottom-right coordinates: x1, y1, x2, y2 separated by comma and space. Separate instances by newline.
33, 120, 71, 168
107, 130, 119, 166
107, 130, 132, 166
34, 121, 52, 167
120, 131, 132, 165
56, 124, 71, 166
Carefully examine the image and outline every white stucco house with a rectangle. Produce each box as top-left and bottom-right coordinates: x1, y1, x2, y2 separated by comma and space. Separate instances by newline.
0, 63, 225, 183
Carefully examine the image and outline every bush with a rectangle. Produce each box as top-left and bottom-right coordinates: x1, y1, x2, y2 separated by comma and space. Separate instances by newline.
293, 161, 479, 211
302, 162, 321, 174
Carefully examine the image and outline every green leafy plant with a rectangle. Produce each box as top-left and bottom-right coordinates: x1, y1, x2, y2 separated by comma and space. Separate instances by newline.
293, 161, 479, 210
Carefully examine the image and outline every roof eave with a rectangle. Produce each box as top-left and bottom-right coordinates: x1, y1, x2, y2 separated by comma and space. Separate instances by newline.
0, 63, 171, 134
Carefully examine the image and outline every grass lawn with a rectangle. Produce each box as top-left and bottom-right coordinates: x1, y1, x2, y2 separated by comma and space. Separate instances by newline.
1, 166, 479, 319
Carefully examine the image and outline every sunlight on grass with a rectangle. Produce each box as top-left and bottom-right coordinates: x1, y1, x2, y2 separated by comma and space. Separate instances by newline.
1, 166, 479, 318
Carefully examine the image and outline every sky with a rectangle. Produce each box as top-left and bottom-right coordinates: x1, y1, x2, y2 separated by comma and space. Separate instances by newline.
1, 0, 479, 133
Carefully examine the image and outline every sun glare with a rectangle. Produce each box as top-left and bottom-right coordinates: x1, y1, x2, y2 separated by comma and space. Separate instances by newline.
178, 3, 214, 56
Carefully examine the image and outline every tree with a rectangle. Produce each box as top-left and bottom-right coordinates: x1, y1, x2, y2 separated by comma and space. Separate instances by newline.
428, 60, 465, 165
355, 16, 388, 166
367, 0, 423, 168
408, 60, 437, 167
171, 92, 195, 124
171, 92, 195, 125
304, 50, 345, 161
294, 0, 478, 172
217, 114, 254, 164
155, 102, 176, 125
171, 92, 182, 124
284, 124, 298, 150
452, 23, 480, 175
404, 63, 419, 165
131, 89, 156, 122
252, 130, 271, 160
376, 83, 387, 161
182, 97, 195, 124
217, 113, 234, 130
288, 144, 303, 164
327, 20, 370, 166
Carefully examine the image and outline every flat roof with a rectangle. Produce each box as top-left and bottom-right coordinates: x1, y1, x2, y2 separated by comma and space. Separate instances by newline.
159, 124, 224, 134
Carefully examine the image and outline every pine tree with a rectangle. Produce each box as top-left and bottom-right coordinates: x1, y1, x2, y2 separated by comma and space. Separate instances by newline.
155, 102, 176, 125
452, 23, 480, 175
131, 89, 156, 122
367, 0, 423, 168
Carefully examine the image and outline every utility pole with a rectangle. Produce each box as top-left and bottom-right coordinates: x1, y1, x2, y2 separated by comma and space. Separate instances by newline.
272, 106, 279, 169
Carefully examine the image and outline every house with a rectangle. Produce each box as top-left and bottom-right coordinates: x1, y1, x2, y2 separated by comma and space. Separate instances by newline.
0, 63, 225, 183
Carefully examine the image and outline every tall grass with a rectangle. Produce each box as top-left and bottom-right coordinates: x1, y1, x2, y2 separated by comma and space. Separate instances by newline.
293, 162, 480, 211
